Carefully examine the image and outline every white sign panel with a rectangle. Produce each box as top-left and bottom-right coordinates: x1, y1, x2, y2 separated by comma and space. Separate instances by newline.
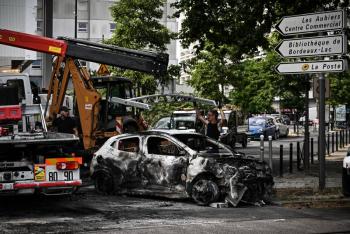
275, 35, 346, 58
276, 9, 346, 35
275, 59, 347, 74
336, 105, 346, 121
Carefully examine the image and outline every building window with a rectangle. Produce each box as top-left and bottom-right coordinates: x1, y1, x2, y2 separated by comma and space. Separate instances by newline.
37, 20, 43, 32
78, 22, 88, 32
78, 0, 88, 11
110, 23, 116, 32
32, 60, 42, 69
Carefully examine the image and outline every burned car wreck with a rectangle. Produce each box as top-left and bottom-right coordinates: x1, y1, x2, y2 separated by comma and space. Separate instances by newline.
90, 130, 274, 206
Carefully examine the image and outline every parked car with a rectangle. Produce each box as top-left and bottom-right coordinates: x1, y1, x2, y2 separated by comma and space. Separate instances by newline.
343, 151, 350, 197
153, 116, 197, 132
247, 116, 277, 140
281, 115, 291, 125
267, 115, 289, 137
90, 130, 274, 206
271, 114, 291, 125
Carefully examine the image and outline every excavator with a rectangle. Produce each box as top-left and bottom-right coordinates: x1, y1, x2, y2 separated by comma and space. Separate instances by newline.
0, 29, 169, 150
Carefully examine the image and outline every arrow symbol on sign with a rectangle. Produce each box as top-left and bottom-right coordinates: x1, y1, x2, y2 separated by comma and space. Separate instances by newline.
275, 35, 346, 58
275, 9, 346, 36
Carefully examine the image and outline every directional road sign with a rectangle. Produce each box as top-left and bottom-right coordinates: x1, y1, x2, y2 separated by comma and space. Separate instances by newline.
275, 34, 346, 58
276, 9, 346, 35
275, 59, 347, 74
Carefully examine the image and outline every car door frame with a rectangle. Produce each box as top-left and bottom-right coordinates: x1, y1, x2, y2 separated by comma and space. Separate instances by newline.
141, 134, 189, 189
112, 135, 143, 185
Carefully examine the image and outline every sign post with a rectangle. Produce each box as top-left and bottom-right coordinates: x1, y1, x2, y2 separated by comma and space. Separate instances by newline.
275, 9, 347, 191
319, 73, 326, 190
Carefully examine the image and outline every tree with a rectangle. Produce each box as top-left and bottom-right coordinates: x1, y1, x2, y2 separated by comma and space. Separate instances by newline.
186, 43, 233, 102
173, 1, 348, 112
229, 51, 280, 114
108, 0, 177, 94
329, 72, 350, 106
173, 0, 348, 57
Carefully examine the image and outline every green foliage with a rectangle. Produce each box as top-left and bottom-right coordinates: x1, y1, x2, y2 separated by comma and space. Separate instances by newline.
187, 43, 233, 102
108, 0, 177, 94
329, 72, 350, 106
278, 75, 308, 115
109, 0, 175, 51
230, 52, 280, 114
173, 0, 348, 113
173, 0, 347, 56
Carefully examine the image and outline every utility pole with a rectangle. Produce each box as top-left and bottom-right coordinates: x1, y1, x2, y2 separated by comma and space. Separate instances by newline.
74, 0, 78, 39
42, 0, 53, 89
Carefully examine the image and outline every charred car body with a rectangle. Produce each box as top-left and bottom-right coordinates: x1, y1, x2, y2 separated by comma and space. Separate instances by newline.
90, 130, 273, 206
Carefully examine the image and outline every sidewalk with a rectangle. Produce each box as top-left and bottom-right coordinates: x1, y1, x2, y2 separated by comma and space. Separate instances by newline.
273, 146, 350, 207
274, 147, 345, 189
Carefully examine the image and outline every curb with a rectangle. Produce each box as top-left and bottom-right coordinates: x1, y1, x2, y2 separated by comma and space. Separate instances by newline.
278, 198, 350, 208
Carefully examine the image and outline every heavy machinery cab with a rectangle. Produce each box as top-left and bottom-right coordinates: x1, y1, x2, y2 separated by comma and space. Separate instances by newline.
91, 76, 134, 131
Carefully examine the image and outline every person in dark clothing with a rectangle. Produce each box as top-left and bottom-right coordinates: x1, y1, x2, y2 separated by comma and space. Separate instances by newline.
52, 106, 78, 135
196, 108, 226, 140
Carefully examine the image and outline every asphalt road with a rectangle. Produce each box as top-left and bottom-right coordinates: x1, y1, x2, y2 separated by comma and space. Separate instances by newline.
1, 131, 346, 234
1, 189, 350, 233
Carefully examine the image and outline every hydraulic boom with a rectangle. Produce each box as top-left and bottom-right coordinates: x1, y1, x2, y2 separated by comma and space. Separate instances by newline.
0, 28, 169, 149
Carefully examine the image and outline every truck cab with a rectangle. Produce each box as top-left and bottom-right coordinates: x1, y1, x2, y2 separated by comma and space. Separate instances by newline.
0, 73, 33, 105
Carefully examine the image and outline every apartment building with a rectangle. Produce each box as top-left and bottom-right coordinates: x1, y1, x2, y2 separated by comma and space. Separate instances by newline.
0, 0, 178, 91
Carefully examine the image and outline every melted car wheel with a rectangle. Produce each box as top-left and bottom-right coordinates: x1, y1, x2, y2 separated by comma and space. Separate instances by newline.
94, 172, 115, 195
191, 179, 220, 205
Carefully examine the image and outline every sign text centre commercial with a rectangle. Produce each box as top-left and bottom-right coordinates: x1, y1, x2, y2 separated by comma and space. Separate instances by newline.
277, 10, 345, 35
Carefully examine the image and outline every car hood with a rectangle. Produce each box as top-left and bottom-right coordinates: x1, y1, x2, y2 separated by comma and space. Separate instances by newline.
188, 153, 270, 180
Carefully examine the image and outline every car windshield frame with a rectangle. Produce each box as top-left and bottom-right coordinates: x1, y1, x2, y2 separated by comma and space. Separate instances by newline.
172, 133, 233, 157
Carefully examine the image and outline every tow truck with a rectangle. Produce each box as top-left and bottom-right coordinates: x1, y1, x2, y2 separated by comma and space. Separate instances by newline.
0, 72, 81, 195
0, 28, 170, 194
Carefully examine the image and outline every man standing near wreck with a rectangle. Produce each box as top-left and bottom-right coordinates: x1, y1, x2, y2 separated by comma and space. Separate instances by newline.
196, 107, 226, 140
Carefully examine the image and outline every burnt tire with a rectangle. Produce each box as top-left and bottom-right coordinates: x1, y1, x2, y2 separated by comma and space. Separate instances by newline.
191, 179, 220, 206
94, 171, 115, 195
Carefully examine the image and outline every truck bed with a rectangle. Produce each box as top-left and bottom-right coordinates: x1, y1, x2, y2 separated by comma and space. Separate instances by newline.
0, 132, 79, 145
